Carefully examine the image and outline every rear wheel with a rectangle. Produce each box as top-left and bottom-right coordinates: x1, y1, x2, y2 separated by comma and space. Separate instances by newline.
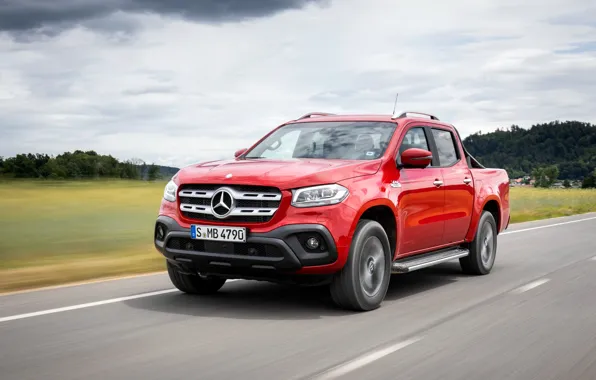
167, 261, 227, 294
460, 211, 497, 275
329, 220, 392, 311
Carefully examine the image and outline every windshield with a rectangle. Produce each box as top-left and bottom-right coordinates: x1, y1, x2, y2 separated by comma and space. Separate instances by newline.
244, 121, 397, 160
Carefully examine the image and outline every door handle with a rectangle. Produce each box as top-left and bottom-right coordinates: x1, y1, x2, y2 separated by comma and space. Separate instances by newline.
433, 180, 443, 187
463, 177, 472, 184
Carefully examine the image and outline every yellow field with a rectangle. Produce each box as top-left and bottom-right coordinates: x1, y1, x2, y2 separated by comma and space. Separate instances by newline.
0, 180, 595, 293
0, 180, 167, 292
508, 186, 596, 223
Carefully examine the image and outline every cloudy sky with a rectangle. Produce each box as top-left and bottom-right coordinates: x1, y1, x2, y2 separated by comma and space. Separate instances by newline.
1, 0, 595, 167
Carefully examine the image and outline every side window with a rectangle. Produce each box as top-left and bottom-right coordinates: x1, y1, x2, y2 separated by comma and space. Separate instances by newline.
399, 127, 430, 156
431, 128, 459, 166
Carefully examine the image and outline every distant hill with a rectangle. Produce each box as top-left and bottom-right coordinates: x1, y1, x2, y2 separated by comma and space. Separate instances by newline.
0, 150, 179, 181
463, 121, 596, 180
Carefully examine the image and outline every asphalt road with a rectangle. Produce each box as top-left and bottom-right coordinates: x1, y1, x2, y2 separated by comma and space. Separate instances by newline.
1, 213, 596, 380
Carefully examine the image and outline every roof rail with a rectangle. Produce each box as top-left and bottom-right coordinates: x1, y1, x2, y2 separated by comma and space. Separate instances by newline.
392, 111, 439, 121
297, 112, 337, 120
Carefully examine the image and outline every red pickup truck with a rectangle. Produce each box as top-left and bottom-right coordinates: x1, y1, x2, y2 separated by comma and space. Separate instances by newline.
154, 111, 510, 311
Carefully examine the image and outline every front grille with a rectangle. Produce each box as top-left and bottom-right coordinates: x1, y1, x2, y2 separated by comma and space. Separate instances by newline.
166, 237, 284, 258
178, 184, 282, 223
181, 213, 273, 223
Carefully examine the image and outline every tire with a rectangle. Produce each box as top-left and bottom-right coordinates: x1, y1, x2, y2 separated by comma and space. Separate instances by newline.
460, 211, 498, 275
167, 261, 227, 294
329, 220, 392, 311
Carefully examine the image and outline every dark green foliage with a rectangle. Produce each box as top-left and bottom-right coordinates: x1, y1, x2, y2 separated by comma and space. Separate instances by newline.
582, 169, 596, 188
463, 121, 596, 180
532, 165, 559, 188
0, 151, 178, 180
147, 164, 161, 181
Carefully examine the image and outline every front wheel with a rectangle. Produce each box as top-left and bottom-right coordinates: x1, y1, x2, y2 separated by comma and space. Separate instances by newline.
329, 220, 392, 311
460, 211, 498, 275
167, 261, 227, 294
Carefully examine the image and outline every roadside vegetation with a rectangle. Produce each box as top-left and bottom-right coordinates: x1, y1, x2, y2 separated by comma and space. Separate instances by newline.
0, 180, 167, 293
509, 186, 596, 223
1, 180, 595, 293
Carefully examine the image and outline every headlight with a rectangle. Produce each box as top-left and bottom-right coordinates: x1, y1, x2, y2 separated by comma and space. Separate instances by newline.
291, 184, 349, 208
163, 179, 178, 202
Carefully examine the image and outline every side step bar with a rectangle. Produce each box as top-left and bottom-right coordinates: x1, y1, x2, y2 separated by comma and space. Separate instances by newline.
391, 247, 469, 274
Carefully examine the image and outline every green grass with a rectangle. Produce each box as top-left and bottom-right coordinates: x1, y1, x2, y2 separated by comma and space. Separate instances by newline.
508, 186, 596, 223
0, 179, 168, 292
0, 180, 595, 293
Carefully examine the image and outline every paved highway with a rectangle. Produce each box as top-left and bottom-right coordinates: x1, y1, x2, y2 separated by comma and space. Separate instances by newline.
1, 213, 596, 380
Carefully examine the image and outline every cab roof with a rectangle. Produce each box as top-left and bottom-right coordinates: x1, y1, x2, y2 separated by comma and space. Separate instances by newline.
287, 111, 451, 126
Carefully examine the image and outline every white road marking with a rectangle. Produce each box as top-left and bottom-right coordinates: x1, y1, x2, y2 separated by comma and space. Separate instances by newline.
502, 216, 596, 235
511, 278, 550, 294
0, 271, 167, 297
311, 337, 422, 380
591, 256, 596, 262
0, 289, 178, 323
0, 279, 240, 323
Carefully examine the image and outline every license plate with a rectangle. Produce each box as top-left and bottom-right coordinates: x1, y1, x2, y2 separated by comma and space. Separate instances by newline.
190, 225, 246, 243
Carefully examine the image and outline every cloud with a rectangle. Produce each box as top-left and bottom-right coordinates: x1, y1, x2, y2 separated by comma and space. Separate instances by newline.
0, 0, 328, 33
1, 0, 595, 167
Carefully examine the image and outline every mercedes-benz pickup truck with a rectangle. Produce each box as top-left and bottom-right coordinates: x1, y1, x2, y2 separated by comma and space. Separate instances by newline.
154, 111, 510, 311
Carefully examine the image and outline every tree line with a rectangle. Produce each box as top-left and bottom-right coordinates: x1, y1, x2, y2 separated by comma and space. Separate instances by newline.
463, 120, 596, 188
0, 150, 170, 181
2, 120, 596, 188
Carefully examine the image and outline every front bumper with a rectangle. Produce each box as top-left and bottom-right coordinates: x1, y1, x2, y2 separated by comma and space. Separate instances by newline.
154, 216, 338, 279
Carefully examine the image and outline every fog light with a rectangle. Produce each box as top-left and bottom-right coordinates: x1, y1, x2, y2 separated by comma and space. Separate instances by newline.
156, 224, 166, 241
306, 237, 320, 250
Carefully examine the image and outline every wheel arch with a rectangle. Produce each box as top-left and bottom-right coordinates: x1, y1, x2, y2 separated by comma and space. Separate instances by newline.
350, 199, 398, 259
482, 199, 501, 232
465, 196, 502, 241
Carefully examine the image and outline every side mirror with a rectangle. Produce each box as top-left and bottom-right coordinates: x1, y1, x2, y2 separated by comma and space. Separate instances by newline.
234, 148, 247, 158
400, 148, 432, 168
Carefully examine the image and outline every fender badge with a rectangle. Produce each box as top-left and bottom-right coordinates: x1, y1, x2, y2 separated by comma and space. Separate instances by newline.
390, 180, 401, 188
225, 173, 233, 179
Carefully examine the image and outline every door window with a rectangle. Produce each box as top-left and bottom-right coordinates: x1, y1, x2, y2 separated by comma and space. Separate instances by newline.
431, 128, 459, 166
399, 127, 430, 156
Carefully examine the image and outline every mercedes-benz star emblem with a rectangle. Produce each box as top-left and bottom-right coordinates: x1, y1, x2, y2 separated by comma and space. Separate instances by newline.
211, 188, 235, 219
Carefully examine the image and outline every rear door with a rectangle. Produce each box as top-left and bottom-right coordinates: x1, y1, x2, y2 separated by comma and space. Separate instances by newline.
394, 125, 446, 256
429, 126, 474, 244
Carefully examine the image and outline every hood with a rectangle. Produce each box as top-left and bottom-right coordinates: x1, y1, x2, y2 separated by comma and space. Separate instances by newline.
176, 158, 381, 189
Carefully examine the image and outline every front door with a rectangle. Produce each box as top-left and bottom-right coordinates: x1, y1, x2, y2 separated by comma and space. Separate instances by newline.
393, 125, 446, 256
